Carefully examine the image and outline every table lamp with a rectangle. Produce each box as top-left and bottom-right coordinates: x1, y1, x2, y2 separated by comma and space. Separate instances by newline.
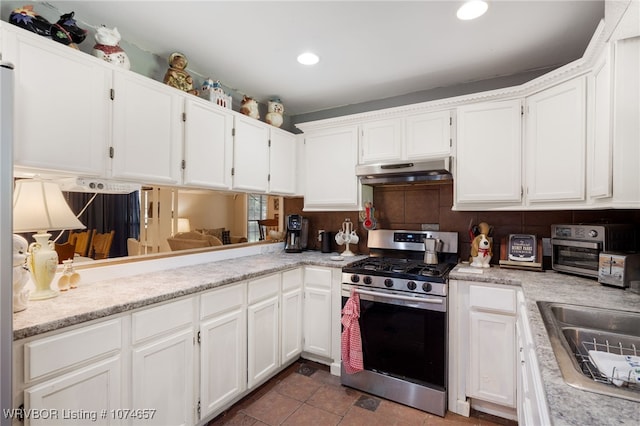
13, 179, 85, 300
177, 217, 191, 233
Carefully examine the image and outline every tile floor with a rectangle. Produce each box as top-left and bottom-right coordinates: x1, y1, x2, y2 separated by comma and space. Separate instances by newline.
208, 360, 517, 426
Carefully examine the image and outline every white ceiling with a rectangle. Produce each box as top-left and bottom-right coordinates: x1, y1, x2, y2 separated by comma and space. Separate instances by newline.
43, 1, 604, 115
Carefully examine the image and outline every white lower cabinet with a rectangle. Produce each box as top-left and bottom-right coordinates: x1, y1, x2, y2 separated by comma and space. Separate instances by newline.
131, 298, 195, 426
25, 357, 122, 426
199, 283, 247, 420
15, 267, 342, 426
468, 310, 516, 407
281, 269, 303, 364
449, 280, 517, 420
467, 284, 516, 409
516, 292, 551, 426
247, 274, 281, 388
19, 319, 123, 425
303, 266, 332, 358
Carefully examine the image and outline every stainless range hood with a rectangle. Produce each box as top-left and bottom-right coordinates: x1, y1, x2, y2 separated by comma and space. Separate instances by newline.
356, 158, 452, 186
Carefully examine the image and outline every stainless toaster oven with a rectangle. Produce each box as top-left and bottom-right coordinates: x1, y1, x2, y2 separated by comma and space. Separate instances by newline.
551, 224, 637, 278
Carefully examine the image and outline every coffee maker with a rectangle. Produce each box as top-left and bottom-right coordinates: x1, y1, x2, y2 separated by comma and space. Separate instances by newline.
285, 214, 308, 253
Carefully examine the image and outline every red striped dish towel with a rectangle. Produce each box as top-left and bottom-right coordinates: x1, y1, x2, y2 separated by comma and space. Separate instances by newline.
341, 288, 363, 374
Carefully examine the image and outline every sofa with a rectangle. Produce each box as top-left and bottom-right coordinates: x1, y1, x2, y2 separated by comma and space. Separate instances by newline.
167, 229, 248, 252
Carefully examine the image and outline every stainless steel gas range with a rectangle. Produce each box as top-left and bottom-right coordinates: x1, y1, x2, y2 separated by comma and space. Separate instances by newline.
340, 229, 458, 417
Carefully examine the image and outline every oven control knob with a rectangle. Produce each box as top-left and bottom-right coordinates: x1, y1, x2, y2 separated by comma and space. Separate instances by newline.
350, 274, 360, 283
363, 276, 372, 285
407, 281, 417, 290
422, 282, 432, 293
589, 229, 598, 238
384, 279, 394, 288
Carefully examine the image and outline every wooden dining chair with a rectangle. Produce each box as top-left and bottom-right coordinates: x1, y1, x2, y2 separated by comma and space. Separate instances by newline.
68, 229, 95, 257
54, 242, 76, 264
257, 218, 279, 241
89, 230, 115, 260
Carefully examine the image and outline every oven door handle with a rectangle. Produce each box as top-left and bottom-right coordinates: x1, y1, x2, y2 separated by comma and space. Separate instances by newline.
353, 288, 444, 304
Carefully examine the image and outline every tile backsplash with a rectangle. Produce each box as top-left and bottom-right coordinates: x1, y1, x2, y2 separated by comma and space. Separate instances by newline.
284, 183, 640, 265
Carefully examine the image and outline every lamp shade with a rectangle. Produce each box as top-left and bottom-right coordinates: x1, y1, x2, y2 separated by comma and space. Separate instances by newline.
13, 179, 86, 233
177, 218, 191, 233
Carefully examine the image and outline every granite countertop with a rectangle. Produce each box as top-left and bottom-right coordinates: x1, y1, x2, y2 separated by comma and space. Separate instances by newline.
13, 251, 366, 341
450, 265, 640, 426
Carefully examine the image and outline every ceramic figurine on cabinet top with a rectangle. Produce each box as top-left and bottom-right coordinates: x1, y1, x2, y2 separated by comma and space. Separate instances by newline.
240, 96, 260, 119
92, 26, 130, 69
265, 98, 284, 128
163, 52, 199, 96
9, 6, 87, 49
201, 78, 233, 109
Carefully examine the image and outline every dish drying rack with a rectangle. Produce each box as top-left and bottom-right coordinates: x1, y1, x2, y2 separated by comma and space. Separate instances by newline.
577, 337, 640, 390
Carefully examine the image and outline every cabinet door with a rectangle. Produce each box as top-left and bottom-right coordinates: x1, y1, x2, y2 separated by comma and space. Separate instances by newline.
200, 307, 246, 418
588, 44, 613, 199
303, 126, 361, 211
131, 328, 195, 426
467, 310, 516, 407
269, 128, 297, 194
405, 110, 451, 160
6, 28, 110, 176
525, 77, 586, 202
111, 71, 182, 184
456, 100, 522, 204
281, 288, 303, 364
25, 357, 121, 426
281, 269, 303, 364
247, 295, 279, 388
303, 267, 333, 358
360, 118, 402, 163
233, 115, 270, 192
183, 98, 233, 189
612, 37, 640, 206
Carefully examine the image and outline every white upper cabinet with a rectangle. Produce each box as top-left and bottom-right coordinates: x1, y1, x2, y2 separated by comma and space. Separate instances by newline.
524, 77, 587, 204
110, 70, 183, 185
588, 43, 613, 200
302, 125, 370, 211
611, 36, 640, 208
359, 111, 451, 164
455, 100, 522, 206
360, 118, 403, 163
183, 97, 234, 190
232, 115, 270, 193
405, 110, 452, 160
269, 128, 297, 194
4, 25, 110, 176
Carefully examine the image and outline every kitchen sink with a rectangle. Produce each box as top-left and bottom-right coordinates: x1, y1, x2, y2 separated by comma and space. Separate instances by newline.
537, 301, 640, 402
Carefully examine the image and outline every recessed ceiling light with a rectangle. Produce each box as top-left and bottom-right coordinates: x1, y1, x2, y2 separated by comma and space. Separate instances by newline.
457, 0, 488, 20
297, 52, 319, 65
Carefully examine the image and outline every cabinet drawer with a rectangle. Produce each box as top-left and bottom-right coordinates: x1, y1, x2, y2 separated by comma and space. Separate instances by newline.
282, 268, 303, 292
132, 298, 194, 344
24, 319, 121, 382
469, 284, 516, 314
304, 266, 332, 289
201, 283, 246, 319
248, 274, 280, 304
